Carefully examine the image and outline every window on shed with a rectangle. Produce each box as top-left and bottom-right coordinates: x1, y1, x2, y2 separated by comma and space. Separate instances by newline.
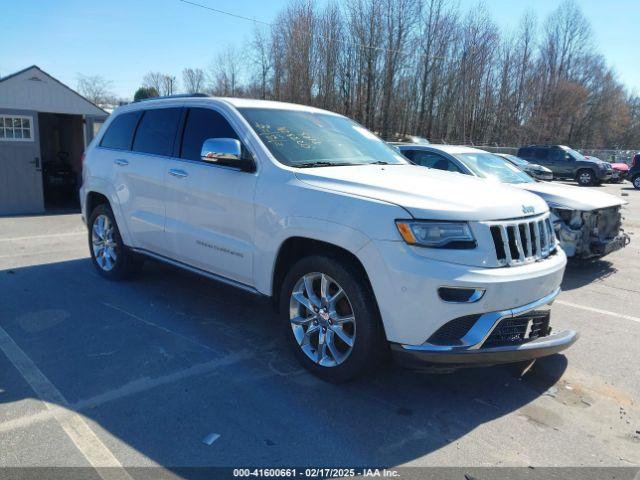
0, 115, 33, 141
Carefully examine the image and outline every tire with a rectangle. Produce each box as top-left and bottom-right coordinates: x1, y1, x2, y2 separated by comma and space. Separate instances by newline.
88, 203, 143, 280
279, 254, 386, 383
633, 175, 640, 190
576, 169, 595, 186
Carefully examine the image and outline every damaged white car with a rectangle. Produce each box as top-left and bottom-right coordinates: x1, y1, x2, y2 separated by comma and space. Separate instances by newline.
397, 144, 630, 259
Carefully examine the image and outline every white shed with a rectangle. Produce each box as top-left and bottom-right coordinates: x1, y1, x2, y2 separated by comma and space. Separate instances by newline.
0, 65, 109, 215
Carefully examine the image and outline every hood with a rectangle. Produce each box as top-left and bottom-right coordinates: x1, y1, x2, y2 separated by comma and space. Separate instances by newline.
515, 181, 626, 210
295, 164, 548, 221
584, 156, 611, 168
611, 163, 629, 171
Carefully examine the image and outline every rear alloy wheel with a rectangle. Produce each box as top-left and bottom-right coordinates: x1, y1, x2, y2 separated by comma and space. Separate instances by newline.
633, 176, 640, 190
577, 169, 594, 186
88, 204, 143, 280
280, 255, 385, 382
92, 214, 118, 271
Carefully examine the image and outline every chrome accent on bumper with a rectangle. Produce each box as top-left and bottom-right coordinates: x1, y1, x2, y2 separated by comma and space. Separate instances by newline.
391, 287, 576, 368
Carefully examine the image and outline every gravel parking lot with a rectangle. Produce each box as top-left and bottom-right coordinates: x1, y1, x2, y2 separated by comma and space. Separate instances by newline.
0, 182, 638, 472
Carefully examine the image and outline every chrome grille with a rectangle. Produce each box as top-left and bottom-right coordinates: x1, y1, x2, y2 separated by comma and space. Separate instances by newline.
487, 214, 557, 266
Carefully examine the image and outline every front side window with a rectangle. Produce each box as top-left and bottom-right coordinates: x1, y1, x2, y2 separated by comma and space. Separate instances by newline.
238, 108, 408, 167
132, 108, 182, 156
455, 153, 534, 184
559, 146, 586, 161
533, 149, 549, 160
180, 108, 239, 161
0, 115, 33, 141
100, 111, 141, 150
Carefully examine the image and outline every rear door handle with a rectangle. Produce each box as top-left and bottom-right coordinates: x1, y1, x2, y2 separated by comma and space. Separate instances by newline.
168, 168, 188, 178
115, 159, 129, 166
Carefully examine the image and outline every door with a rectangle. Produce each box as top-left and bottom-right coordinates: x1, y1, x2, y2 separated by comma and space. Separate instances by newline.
550, 147, 574, 177
164, 107, 257, 286
99, 108, 180, 255
532, 148, 554, 172
0, 114, 44, 214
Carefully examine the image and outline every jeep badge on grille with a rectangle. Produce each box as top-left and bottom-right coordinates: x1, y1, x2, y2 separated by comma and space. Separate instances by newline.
522, 205, 535, 214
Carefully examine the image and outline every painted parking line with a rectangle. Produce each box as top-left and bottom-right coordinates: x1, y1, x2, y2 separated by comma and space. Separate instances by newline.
0, 351, 251, 436
0, 325, 133, 480
0, 231, 85, 242
556, 300, 640, 324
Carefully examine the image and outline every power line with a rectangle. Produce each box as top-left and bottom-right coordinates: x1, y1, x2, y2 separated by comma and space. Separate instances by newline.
178, 0, 424, 56
179, 0, 271, 26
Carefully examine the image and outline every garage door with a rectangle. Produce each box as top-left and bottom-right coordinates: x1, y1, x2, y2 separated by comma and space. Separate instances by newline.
0, 114, 44, 215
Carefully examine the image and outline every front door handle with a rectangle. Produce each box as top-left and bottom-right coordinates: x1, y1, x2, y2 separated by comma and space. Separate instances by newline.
115, 159, 129, 166
168, 168, 188, 178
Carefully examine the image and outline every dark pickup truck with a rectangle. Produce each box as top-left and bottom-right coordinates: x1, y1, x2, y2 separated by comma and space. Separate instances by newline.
518, 145, 613, 186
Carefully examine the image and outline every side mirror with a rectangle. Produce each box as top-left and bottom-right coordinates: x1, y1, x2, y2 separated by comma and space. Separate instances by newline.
200, 138, 254, 172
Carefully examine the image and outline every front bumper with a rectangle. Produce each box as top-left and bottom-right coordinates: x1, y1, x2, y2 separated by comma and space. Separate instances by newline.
611, 171, 628, 182
596, 170, 613, 181
358, 240, 567, 346
390, 288, 578, 368
586, 232, 631, 258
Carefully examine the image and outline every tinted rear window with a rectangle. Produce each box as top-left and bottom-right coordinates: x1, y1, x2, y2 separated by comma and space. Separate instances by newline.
180, 108, 239, 161
100, 111, 141, 150
132, 108, 182, 156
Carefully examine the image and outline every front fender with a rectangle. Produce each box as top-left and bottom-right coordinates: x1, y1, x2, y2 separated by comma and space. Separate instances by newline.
253, 216, 372, 295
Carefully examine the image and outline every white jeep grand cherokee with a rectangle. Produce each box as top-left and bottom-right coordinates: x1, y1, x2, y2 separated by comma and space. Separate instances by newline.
80, 97, 577, 382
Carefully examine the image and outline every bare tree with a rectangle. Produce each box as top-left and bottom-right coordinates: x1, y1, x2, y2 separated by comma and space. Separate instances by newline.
208, 45, 243, 96
150, 0, 639, 149
77, 74, 113, 105
142, 72, 178, 96
182, 68, 205, 93
160, 75, 178, 96
252, 27, 272, 99
142, 72, 164, 94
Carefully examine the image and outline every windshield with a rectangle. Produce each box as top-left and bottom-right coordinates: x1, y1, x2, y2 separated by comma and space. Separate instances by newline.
560, 146, 588, 161
502, 154, 528, 167
455, 152, 535, 184
238, 108, 408, 167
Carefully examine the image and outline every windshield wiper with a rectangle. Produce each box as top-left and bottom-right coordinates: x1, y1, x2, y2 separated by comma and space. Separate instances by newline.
295, 161, 352, 168
368, 160, 392, 165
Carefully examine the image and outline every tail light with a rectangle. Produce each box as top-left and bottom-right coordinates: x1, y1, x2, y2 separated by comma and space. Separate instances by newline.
81, 152, 86, 164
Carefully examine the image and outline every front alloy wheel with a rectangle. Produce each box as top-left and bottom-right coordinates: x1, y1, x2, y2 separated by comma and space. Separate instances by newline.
280, 255, 385, 382
289, 272, 356, 367
577, 170, 594, 186
633, 176, 640, 190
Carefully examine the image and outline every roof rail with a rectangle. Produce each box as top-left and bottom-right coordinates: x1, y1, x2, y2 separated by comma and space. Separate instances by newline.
135, 93, 209, 103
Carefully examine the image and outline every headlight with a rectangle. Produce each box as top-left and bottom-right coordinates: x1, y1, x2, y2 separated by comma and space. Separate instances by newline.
395, 220, 476, 249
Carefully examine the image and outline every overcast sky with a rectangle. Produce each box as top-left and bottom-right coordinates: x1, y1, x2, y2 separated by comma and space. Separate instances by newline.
2, 0, 637, 99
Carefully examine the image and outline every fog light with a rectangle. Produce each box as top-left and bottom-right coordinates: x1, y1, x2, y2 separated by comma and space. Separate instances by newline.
438, 287, 485, 303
